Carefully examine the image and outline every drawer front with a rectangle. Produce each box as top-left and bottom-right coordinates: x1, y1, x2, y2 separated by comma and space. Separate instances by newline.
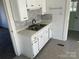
38, 27, 49, 51
38, 35, 45, 50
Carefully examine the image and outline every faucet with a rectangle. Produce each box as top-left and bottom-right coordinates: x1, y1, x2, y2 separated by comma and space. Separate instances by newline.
32, 19, 36, 25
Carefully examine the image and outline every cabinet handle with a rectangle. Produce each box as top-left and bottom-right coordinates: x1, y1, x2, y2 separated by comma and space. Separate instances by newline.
32, 41, 37, 45
26, 4, 27, 7
34, 41, 37, 43
31, 5, 34, 7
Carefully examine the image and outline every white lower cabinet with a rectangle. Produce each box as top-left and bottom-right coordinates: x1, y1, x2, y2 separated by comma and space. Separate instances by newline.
38, 34, 45, 50
19, 25, 50, 59
32, 26, 49, 57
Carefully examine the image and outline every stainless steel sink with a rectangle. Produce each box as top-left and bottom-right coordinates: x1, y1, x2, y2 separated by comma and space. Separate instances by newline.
27, 24, 46, 31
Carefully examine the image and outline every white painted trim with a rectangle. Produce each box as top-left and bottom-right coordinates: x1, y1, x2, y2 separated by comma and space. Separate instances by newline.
3, 0, 21, 56
63, 0, 71, 41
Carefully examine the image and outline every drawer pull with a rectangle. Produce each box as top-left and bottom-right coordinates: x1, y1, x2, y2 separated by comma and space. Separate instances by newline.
32, 41, 38, 45
34, 41, 37, 43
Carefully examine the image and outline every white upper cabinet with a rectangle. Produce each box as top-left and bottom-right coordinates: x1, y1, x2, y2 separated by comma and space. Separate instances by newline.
26, 0, 42, 10
42, 0, 65, 14
41, 0, 47, 14
10, 0, 28, 21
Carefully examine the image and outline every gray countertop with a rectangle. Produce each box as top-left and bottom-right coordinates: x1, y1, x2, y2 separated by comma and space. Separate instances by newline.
17, 19, 52, 35
18, 29, 36, 37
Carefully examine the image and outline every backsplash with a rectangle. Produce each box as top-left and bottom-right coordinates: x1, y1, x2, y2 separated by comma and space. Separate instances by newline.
41, 14, 52, 20
14, 9, 42, 30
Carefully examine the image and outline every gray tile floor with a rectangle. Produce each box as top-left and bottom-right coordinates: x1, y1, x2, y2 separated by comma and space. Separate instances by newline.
13, 30, 79, 59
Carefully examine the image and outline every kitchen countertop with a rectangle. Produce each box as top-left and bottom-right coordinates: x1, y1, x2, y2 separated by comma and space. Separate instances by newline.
17, 20, 51, 32
18, 29, 36, 37
17, 19, 52, 35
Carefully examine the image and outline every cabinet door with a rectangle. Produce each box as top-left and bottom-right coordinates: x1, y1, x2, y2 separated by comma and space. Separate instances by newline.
36, 0, 42, 7
38, 28, 49, 51
41, 0, 47, 14
27, 0, 41, 10
10, 0, 28, 21
39, 34, 45, 50
17, 0, 28, 21
31, 36, 39, 57
32, 41, 39, 57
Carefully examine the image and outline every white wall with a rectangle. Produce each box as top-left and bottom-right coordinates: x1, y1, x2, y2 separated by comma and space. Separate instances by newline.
51, 0, 71, 41
49, 0, 66, 40
52, 14, 65, 40
0, 0, 8, 28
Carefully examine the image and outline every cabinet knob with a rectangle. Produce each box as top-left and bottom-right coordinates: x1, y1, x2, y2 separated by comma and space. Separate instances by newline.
24, 17, 27, 19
